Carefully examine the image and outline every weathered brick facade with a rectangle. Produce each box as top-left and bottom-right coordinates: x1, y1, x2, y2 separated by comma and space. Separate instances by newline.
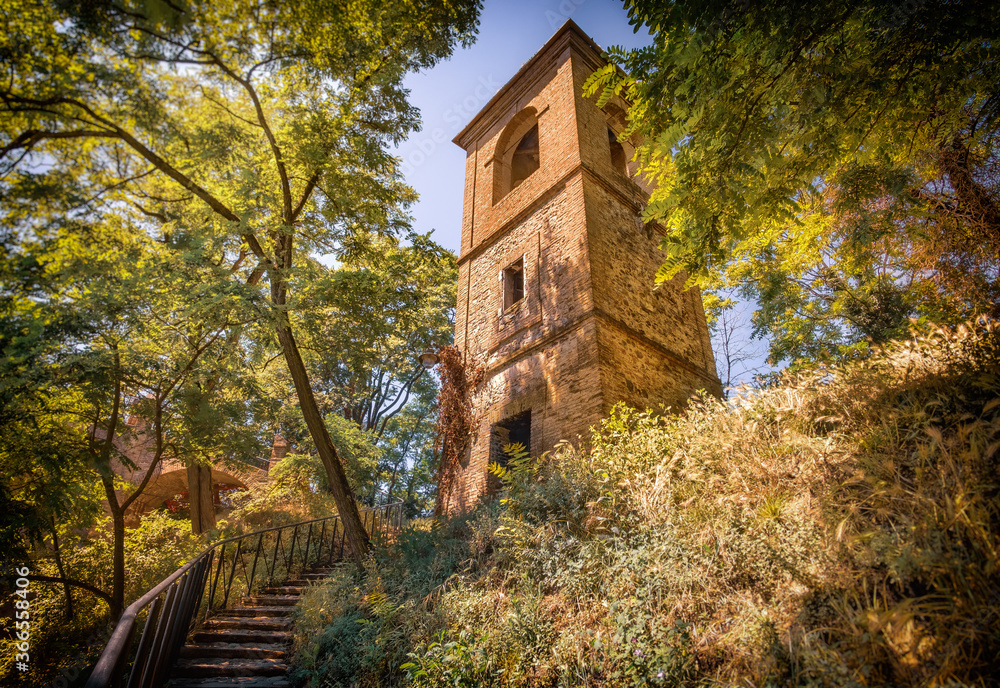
438, 21, 722, 514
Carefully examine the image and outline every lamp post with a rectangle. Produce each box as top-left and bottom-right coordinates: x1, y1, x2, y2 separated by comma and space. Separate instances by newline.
418, 349, 440, 370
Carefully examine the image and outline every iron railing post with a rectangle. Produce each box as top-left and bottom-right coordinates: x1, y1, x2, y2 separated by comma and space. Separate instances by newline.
247, 533, 264, 597
247, 533, 264, 598
318, 520, 327, 566
206, 542, 225, 617
327, 517, 338, 566
138, 583, 179, 688
123, 596, 162, 688
189, 552, 212, 632
287, 524, 299, 573
268, 530, 282, 586
222, 539, 243, 609
304, 522, 314, 570
163, 567, 200, 679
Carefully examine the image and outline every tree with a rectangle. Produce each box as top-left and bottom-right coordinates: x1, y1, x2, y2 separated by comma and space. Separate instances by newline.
586, 0, 999, 363
707, 296, 764, 393
295, 232, 456, 439
0, 0, 480, 560
710, 159, 1000, 364
0, 233, 97, 561
0, 230, 106, 623
297, 233, 455, 511
378, 394, 438, 510
254, 230, 453, 505
170, 324, 280, 534
1, 214, 263, 618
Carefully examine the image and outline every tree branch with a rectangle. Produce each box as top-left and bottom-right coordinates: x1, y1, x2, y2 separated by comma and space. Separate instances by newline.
199, 86, 262, 129
372, 366, 424, 438
3, 94, 269, 261
202, 55, 294, 224
292, 173, 320, 221
120, 396, 166, 512
0, 129, 119, 158
16, 575, 113, 608
132, 201, 167, 222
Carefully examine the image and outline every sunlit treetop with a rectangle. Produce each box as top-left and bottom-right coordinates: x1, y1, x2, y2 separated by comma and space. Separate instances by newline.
586, 0, 1000, 287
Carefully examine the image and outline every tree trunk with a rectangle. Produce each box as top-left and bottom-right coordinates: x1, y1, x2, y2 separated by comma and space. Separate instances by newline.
939, 137, 1000, 253
105, 494, 126, 621
268, 219, 370, 562
274, 318, 371, 562
187, 463, 216, 535
386, 422, 419, 505
386, 465, 398, 504
50, 519, 74, 621
97, 470, 127, 621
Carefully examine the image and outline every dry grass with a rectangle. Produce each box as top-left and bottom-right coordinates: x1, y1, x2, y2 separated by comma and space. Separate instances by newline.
292, 320, 1000, 687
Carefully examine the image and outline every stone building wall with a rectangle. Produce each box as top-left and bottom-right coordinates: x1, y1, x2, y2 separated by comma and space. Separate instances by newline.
439, 21, 721, 515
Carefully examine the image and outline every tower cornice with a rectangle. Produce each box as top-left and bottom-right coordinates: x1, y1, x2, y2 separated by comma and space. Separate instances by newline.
452, 20, 606, 150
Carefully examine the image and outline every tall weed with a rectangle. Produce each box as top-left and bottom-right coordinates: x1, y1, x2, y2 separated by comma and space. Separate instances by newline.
293, 320, 1000, 687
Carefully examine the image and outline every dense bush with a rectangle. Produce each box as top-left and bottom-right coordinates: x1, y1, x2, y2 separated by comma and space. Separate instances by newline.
224, 452, 341, 531
0, 461, 341, 688
291, 320, 1000, 687
0, 511, 206, 687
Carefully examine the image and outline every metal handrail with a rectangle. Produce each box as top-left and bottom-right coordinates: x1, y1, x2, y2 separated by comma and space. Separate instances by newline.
84, 502, 404, 688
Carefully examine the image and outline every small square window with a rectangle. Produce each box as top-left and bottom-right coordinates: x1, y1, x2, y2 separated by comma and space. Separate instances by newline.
502, 258, 524, 310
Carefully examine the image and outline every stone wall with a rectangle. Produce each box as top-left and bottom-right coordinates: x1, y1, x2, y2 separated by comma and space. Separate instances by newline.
440, 21, 721, 514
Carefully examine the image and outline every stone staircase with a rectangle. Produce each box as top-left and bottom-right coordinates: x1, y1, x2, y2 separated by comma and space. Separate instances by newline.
165, 568, 337, 688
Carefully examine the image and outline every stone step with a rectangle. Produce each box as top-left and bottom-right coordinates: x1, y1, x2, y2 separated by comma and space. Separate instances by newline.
179, 643, 288, 660
167, 565, 344, 688
167, 674, 292, 687
192, 629, 294, 645
223, 606, 294, 618
241, 595, 299, 607
172, 658, 287, 678
203, 617, 292, 632
283, 578, 322, 586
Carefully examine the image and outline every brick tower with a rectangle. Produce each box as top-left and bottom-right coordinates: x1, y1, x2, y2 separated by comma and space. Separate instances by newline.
439, 21, 722, 514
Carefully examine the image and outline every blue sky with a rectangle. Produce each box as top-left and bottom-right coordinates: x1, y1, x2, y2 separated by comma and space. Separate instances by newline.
395, 0, 654, 253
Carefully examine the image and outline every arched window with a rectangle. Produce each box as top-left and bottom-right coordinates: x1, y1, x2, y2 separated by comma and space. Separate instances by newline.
609, 127, 628, 176
493, 107, 540, 203
510, 125, 539, 189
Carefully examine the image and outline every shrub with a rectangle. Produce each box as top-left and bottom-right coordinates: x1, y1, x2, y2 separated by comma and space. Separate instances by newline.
290, 512, 502, 688
0, 510, 206, 686
0, 465, 334, 688
292, 320, 1000, 687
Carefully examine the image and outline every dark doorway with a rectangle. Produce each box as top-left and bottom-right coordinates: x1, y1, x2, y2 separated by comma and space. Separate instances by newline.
504, 410, 531, 454
487, 410, 532, 494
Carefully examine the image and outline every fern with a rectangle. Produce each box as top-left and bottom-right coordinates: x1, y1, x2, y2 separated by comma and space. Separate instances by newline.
487, 442, 536, 486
